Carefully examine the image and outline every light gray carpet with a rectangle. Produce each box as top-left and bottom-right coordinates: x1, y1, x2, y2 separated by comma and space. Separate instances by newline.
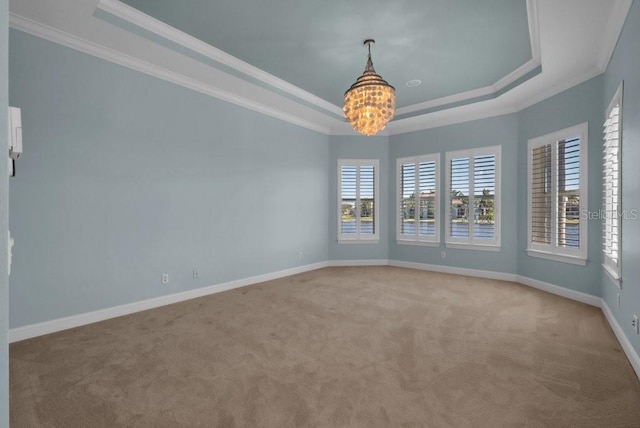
10, 266, 640, 427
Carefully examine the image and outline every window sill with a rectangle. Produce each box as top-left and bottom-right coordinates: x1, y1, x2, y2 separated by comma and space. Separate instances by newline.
603, 264, 622, 289
337, 239, 379, 245
526, 249, 587, 266
445, 243, 500, 252
396, 240, 440, 247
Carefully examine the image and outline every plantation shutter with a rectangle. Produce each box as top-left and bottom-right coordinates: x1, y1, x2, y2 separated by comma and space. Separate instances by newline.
360, 165, 375, 237
531, 144, 552, 245
338, 160, 379, 242
557, 138, 581, 249
446, 146, 501, 248
340, 165, 357, 236
449, 157, 470, 239
473, 154, 496, 240
603, 103, 621, 270
527, 123, 587, 263
400, 163, 416, 236
398, 157, 438, 242
418, 161, 436, 238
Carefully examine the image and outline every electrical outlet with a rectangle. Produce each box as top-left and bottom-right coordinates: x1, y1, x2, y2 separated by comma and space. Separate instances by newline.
441, 251, 446, 259
633, 315, 639, 335
161, 274, 169, 284
298, 251, 304, 259
193, 270, 199, 279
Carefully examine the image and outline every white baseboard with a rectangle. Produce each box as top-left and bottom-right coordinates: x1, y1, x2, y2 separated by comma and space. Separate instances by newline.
515, 275, 602, 307
328, 259, 389, 267
388, 260, 638, 380
8, 261, 329, 343
385, 260, 601, 307
600, 300, 640, 380
9, 258, 640, 382
513, 275, 640, 378
388, 260, 518, 282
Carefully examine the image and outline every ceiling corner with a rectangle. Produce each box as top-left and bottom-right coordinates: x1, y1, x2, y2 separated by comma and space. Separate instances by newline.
596, 0, 633, 71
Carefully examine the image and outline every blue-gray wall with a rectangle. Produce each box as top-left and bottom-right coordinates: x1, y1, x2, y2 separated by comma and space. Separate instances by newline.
6, 1, 640, 379
0, 0, 8, 425
516, 76, 604, 297
389, 114, 519, 274
8, 30, 329, 328
603, 0, 640, 356
328, 135, 390, 261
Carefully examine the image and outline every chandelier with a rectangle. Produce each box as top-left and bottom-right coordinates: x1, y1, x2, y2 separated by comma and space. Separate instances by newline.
343, 39, 396, 136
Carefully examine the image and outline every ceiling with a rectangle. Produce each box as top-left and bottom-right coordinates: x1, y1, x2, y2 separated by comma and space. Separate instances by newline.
7, 0, 634, 135
118, 0, 533, 110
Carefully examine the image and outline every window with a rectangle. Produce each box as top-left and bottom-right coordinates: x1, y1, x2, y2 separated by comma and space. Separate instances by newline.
445, 146, 501, 249
338, 159, 379, 243
603, 84, 623, 282
397, 154, 440, 245
527, 123, 588, 265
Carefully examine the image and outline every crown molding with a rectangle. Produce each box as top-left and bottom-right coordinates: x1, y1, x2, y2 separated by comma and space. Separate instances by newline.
596, 0, 633, 71
9, 13, 332, 135
8, 0, 633, 137
394, 85, 494, 117
387, 64, 604, 135
394, 61, 541, 119
387, 102, 517, 136
512, 66, 603, 112
96, 0, 344, 118
526, 0, 541, 61
99, 0, 543, 121
395, 0, 541, 117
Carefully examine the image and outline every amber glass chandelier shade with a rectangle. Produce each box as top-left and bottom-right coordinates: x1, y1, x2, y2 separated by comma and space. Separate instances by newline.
343, 40, 395, 136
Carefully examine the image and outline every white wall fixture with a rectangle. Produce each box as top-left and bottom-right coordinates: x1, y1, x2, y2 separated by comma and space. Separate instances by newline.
7, 107, 22, 276
8, 231, 14, 276
8, 106, 22, 177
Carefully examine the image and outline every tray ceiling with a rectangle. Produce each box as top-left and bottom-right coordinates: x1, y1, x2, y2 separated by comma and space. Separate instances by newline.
119, 0, 534, 111
7, 0, 633, 135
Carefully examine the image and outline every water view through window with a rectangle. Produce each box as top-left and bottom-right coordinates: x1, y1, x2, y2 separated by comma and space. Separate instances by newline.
340, 163, 376, 237
399, 158, 437, 241
448, 154, 497, 240
530, 137, 581, 249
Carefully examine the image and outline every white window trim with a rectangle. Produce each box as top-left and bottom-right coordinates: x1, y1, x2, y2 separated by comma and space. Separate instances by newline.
444, 145, 501, 250
526, 122, 588, 265
337, 159, 380, 244
525, 249, 587, 266
603, 262, 622, 286
396, 153, 440, 246
447, 243, 501, 252
603, 83, 623, 287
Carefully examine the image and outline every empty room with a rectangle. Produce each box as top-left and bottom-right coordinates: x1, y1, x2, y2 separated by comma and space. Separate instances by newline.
1, 0, 640, 426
